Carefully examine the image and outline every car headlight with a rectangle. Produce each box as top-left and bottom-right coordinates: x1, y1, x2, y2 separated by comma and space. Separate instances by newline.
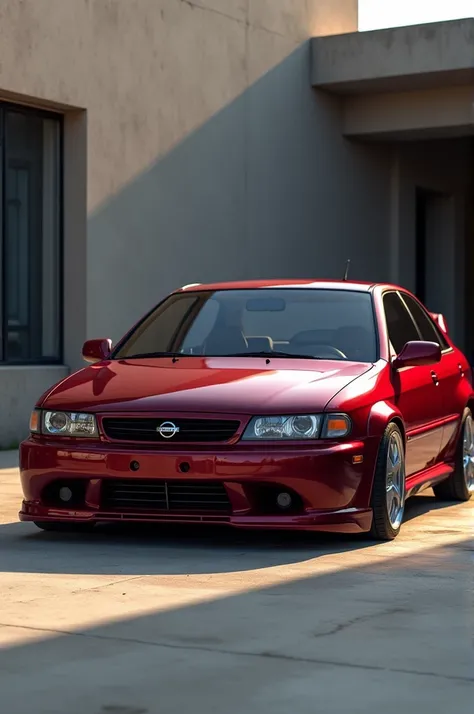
242, 413, 351, 441
30, 409, 99, 438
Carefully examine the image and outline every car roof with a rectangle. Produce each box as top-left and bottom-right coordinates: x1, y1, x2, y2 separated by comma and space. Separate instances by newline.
177, 279, 383, 293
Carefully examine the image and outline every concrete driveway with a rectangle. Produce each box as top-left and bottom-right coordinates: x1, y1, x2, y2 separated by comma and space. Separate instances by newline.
0, 450, 472, 714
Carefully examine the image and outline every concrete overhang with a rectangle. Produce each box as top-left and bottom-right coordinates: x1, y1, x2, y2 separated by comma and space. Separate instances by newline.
311, 19, 474, 140
311, 19, 474, 94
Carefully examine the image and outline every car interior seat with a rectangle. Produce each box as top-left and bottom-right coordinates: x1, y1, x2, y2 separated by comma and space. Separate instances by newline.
205, 327, 248, 355
334, 326, 374, 362
245, 336, 274, 352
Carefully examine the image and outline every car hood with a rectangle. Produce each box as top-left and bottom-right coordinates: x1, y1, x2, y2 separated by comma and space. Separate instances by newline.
41, 357, 374, 414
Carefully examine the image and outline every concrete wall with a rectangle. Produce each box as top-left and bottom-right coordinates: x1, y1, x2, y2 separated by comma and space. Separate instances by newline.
0, 0, 365, 445
0, 0, 370, 351
0, 1, 412, 447
343, 85, 474, 140
0, 366, 69, 448
311, 19, 474, 93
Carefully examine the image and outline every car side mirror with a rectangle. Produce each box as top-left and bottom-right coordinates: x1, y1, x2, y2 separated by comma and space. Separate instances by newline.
393, 340, 441, 369
82, 338, 113, 364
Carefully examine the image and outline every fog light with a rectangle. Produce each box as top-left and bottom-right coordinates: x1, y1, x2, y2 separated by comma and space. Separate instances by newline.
59, 486, 73, 503
276, 492, 292, 510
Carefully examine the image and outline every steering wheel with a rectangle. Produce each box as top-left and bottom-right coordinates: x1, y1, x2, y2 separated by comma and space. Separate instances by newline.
310, 344, 347, 360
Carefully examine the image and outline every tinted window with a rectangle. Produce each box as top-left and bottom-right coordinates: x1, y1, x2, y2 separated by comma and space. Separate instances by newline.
383, 292, 419, 355
114, 289, 378, 362
401, 294, 449, 349
115, 295, 198, 358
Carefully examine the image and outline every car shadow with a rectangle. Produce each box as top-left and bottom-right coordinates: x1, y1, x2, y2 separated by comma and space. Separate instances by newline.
0, 518, 375, 576
0, 492, 464, 577
403, 493, 458, 523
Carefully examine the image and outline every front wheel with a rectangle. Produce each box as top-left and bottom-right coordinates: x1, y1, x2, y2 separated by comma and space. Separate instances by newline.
370, 423, 406, 541
433, 408, 474, 502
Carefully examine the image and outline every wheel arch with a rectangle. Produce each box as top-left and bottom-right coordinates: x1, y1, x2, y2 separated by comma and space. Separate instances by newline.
466, 399, 474, 418
390, 416, 406, 450
367, 401, 406, 448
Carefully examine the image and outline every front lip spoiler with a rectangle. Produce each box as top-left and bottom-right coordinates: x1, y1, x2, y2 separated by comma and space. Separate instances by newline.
19, 505, 372, 533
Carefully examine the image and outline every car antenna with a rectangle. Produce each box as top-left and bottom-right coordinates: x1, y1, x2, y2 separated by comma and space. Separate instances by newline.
343, 259, 351, 281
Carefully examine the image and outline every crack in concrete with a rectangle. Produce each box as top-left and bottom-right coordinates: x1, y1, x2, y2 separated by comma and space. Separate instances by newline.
178, 0, 301, 40
70, 574, 147, 595
312, 607, 410, 638
1, 621, 472, 684
180, 0, 243, 24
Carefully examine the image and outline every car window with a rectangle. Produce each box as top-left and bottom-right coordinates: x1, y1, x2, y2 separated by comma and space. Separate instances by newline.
383, 292, 420, 356
182, 297, 219, 348
241, 298, 369, 338
401, 294, 450, 350
114, 288, 378, 362
114, 295, 198, 358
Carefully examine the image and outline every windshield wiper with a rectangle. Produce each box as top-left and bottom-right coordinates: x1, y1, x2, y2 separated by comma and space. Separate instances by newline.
121, 351, 328, 361
120, 352, 187, 360
225, 351, 323, 360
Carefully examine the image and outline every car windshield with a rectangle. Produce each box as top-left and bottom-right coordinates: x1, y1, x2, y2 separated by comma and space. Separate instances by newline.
113, 288, 378, 362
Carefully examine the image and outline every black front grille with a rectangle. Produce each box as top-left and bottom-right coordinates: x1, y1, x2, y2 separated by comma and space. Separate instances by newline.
102, 480, 232, 513
101, 417, 240, 443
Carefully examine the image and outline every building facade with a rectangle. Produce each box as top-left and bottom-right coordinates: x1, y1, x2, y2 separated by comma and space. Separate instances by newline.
0, 1, 472, 446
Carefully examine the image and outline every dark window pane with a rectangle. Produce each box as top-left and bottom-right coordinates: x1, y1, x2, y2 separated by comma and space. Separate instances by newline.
2, 109, 61, 362
383, 292, 420, 355
401, 294, 449, 349
115, 296, 199, 358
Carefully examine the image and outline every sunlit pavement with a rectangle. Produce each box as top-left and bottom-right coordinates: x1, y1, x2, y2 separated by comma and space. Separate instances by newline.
0, 451, 472, 714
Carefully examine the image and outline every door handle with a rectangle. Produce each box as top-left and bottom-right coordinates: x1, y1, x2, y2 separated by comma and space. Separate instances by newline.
458, 363, 465, 378
431, 370, 439, 386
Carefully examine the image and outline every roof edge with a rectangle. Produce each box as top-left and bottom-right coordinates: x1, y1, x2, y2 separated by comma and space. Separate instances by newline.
311, 18, 474, 95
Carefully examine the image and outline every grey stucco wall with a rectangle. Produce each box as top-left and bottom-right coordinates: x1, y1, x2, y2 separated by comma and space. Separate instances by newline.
88, 43, 392, 344
0, 0, 362, 352
0, 0, 363, 444
0, 2, 471, 451
0, 366, 69, 448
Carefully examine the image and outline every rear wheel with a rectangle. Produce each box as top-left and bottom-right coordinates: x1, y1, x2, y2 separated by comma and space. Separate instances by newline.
433, 408, 474, 502
33, 521, 94, 533
370, 423, 406, 541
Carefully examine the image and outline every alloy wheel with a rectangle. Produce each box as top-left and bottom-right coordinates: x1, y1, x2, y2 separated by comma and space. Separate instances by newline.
462, 414, 474, 493
385, 430, 405, 529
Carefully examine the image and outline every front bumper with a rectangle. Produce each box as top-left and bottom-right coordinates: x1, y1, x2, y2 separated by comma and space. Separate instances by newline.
19, 437, 379, 533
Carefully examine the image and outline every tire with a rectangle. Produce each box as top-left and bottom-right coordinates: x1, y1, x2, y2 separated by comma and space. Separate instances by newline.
370, 422, 406, 541
33, 521, 94, 533
433, 408, 474, 502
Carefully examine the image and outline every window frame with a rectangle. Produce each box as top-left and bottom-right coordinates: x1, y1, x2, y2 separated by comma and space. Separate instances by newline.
0, 101, 64, 366
382, 290, 421, 359
382, 289, 452, 360
398, 291, 452, 354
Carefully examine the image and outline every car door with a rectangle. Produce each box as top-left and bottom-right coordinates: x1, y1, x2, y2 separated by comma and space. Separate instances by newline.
399, 293, 464, 456
383, 291, 445, 477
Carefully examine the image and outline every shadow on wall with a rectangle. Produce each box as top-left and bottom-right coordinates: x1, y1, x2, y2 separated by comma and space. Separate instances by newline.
88, 42, 391, 341
0, 449, 19, 469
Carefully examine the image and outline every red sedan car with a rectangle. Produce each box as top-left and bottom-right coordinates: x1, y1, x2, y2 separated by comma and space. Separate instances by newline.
20, 280, 474, 540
